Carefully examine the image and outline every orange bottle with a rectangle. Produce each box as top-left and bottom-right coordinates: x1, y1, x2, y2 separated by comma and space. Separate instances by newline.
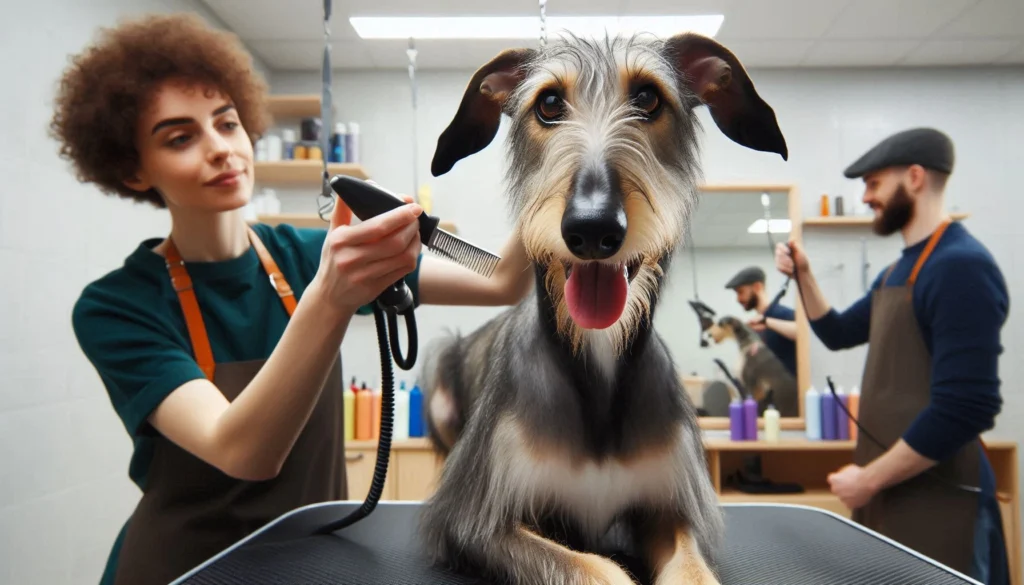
370, 385, 382, 440
820, 194, 830, 217
848, 387, 860, 441
355, 383, 372, 440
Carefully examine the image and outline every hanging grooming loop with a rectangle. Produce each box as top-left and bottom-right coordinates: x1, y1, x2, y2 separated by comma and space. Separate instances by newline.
316, 0, 352, 225
539, 0, 548, 47
407, 38, 419, 198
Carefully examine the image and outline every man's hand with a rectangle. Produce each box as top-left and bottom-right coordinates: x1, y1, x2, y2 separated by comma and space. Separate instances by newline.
827, 464, 879, 510
747, 318, 766, 332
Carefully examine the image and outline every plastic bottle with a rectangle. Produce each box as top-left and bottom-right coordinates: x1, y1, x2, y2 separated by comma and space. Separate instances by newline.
343, 382, 355, 442
848, 386, 860, 441
330, 123, 347, 163
281, 129, 297, 160
355, 383, 371, 440
409, 383, 424, 437
370, 383, 382, 440
763, 395, 780, 443
805, 386, 821, 441
743, 394, 758, 441
835, 386, 850, 441
393, 381, 410, 441
345, 121, 360, 163
729, 397, 745, 441
820, 389, 837, 440
417, 184, 433, 215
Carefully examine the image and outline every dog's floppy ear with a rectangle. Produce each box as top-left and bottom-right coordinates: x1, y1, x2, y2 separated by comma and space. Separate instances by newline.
664, 33, 787, 160
431, 48, 535, 177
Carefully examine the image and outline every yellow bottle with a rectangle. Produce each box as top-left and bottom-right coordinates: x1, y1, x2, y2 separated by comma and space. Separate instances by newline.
417, 184, 433, 215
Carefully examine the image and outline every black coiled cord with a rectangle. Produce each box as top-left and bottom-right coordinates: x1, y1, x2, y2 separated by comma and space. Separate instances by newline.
313, 280, 416, 535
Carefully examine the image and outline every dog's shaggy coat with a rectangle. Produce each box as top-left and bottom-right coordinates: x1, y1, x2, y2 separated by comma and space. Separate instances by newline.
418, 31, 788, 585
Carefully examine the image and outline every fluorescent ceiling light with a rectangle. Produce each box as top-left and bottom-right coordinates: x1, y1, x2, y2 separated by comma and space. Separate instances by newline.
349, 15, 724, 40
747, 219, 791, 234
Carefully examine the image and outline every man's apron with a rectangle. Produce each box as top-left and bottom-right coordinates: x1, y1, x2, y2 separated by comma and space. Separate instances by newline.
112, 226, 348, 585
853, 220, 999, 577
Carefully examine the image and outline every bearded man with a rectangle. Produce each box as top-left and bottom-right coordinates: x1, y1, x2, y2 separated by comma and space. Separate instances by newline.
775, 127, 1010, 585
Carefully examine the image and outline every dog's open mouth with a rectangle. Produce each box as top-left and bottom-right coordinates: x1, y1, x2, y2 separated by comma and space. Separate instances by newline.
562, 259, 641, 329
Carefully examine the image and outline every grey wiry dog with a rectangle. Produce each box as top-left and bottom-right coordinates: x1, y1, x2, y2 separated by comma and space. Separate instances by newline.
708, 316, 799, 417
418, 31, 787, 585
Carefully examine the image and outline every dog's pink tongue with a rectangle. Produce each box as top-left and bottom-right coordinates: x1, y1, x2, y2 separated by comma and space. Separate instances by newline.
564, 263, 628, 329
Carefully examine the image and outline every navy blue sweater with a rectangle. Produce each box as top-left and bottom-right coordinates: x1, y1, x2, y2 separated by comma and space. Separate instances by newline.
810, 221, 1008, 462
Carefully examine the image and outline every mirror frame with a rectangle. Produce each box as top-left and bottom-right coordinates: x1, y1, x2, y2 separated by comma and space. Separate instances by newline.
690, 183, 811, 431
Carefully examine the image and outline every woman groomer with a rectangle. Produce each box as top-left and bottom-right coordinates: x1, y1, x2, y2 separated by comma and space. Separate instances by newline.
50, 13, 533, 585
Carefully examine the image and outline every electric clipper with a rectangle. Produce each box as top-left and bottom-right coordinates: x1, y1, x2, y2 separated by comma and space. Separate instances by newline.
328, 175, 501, 278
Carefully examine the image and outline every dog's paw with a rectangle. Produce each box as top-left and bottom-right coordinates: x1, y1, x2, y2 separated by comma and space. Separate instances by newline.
576, 552, 636, 585
654, 563, 721, 585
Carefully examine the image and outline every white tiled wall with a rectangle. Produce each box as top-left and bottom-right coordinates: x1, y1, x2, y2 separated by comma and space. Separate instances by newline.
0, 1, 272, 584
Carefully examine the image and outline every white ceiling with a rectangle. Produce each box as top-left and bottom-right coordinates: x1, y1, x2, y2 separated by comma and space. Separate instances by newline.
199, 0, 1024, 71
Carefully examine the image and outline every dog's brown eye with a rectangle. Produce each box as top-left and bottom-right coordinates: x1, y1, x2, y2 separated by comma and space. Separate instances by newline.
536, 91, 565, 124
633, 86, 660, 117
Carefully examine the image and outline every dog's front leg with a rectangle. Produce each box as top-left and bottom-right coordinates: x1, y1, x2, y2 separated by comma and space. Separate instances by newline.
495, 524, 637, 585
638, 516, 721, 585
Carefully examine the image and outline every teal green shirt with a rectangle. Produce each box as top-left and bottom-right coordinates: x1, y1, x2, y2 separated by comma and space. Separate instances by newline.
71, 222, 421, 584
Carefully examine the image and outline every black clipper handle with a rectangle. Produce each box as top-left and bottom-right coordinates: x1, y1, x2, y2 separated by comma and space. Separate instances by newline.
329, 175, 439, 244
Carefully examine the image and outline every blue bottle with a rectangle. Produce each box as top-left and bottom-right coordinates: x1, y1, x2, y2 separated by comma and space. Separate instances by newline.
329, 123, 346, 163
409, 383, 424, 437
820, 390, 837, 440
805, 386, 821, 441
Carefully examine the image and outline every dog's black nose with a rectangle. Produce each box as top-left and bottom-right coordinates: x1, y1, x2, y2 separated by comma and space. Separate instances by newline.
562, 165, 626, 260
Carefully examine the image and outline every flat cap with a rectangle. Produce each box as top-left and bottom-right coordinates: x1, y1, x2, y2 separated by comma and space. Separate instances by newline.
725, 266, 766, 289
843, 127, 955, 179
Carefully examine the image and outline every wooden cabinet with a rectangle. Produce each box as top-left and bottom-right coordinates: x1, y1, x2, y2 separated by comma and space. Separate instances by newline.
345, 439, 442, 501
345, 437, 1020, 584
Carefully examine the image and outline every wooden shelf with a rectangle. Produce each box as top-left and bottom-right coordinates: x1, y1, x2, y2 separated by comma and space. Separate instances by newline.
804, 211, 969, 226
266, 94, 322, 118
255, 212, 458, 234
254, 160, 369, 183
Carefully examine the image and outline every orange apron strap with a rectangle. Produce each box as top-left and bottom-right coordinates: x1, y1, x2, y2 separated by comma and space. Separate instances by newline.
164, 240, 217, 380
247, 226, 297, 317
908, 219, 952, 287
163, 227, 300, 380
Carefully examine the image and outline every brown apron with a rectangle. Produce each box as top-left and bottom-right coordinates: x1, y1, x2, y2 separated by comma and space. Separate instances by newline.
113, 226, 348, 585
852, 220, 980, 574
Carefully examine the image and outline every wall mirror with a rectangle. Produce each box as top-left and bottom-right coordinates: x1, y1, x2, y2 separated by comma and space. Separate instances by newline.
653, 185, 810, 430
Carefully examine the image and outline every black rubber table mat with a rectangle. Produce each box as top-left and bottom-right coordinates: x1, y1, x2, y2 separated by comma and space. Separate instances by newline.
174, 502, 978, 585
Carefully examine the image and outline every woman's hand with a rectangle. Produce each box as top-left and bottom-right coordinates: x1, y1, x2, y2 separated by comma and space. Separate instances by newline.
311, 196, 423, 316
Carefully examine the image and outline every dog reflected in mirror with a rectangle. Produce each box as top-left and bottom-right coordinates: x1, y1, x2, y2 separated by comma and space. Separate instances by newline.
417, 31, 788, 585
707, 316, 799, 417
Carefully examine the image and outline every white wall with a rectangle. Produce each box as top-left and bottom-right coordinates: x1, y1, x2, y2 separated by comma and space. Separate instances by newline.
0, 2, 272, 584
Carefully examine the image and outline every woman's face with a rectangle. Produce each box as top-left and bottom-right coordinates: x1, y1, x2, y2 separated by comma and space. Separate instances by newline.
127, 80, 255, 212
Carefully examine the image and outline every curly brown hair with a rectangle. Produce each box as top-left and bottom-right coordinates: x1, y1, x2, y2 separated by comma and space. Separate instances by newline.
49, 12, 271, 208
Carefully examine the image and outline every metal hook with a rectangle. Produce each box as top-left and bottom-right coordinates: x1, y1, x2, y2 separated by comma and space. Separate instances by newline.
539, 0, 548, 47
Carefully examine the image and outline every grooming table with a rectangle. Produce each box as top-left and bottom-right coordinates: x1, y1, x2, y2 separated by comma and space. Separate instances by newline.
172, 502, 980, 585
